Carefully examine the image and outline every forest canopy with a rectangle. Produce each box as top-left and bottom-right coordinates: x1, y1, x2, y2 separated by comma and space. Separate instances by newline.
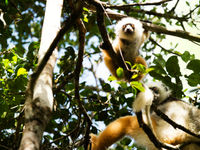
0, 0, 200, 149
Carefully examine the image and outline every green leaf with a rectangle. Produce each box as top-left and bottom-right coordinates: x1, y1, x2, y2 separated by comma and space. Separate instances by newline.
17, 68, 27, 76
83, 15, 88, 23
83, 7, 89, 12
145, 67, 154, 73
125, 61, 132, 67
5, 0, 8, 5
187, 59, 200, 73
116, 67, 124, 78
187, 73, 200, 86
166, 56, 181, 77
1, 112, 7, 118
137, 64, 146, 73
108, 75, 117, 81
131, 73, 138, 79
12, 55, 18, 63
7, 69, 14, 73
130, 81, 144, 92
181, 51, 193, 62
102, 83, 111, 92
2, 59, 10, 68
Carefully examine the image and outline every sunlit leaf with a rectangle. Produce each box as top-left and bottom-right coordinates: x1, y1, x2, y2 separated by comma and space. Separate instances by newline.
17, 68, 27, 76
116, 67, 124, 78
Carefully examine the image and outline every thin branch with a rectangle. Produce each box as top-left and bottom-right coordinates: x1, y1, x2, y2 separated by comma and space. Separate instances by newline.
96, 1, 187, 22
142, 21, 200, 43
84, 2, 200, 43
168, 0, 180, 13
149, 37, 181, 56
107, 0, 172, 7
75, 18, 92, 149
152, 103, 200, 139
89, 0, 133, 81
184, 4, 200, 18
54, 72, 75, 92
136, 111, 180, 150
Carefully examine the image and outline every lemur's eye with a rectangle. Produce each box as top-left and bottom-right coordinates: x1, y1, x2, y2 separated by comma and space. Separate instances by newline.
131, 24, 135, 29
122, 25, 126, 30
150, 87, 159, 94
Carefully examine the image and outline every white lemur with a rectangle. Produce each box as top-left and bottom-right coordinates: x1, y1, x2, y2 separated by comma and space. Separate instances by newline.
89, 82, 200, 150
101, 17, 149, 81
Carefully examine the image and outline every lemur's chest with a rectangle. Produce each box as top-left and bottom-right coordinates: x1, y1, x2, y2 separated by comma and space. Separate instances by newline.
119, 38, 139, 62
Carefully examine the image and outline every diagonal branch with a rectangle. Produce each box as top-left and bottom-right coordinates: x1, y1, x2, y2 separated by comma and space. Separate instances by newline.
90, 0, 133, 80
149, 37, 181, 56
142, 21, 200, 43
29, 5, 83, 96
152, 103, 200, 139
136, 111, 180, 150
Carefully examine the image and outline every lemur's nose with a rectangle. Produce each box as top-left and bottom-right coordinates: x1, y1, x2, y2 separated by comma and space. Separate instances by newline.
124, 24, 134, 33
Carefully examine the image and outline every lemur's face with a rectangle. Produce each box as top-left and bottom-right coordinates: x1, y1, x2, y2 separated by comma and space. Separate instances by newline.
122, 23, 135, 35
115, 17, 145, 41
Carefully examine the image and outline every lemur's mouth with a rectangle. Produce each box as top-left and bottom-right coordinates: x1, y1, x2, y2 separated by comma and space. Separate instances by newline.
123, 23, 135, 34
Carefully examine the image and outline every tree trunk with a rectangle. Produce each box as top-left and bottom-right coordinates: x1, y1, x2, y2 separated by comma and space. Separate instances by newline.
19, 0, 63, 149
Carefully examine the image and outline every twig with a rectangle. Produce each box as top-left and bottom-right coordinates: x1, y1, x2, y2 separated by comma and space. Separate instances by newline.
142, 21, 200, 43
168, 0, 180, 13
75, 18, 92, 150
97, 1, 187, 22
54, 72, 75, 92
136, 111, 180, 150
152, 103, 200, 139
149, 37, 181, 56
184, 4, 200, 18
107, 0, 172, 7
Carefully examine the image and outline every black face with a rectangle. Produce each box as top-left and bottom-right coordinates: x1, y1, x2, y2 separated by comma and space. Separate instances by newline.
122, 23, 135, 34
150, 86, 160, 102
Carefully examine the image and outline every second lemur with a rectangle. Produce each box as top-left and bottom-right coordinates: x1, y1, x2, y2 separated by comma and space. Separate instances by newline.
101, 17, 149, 81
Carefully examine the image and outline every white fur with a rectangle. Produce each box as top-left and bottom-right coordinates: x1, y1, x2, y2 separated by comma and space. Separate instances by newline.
112, 17, 148, 63
146, 81, 172, 103
132, 85, 154, 112
115, 17, 144, 40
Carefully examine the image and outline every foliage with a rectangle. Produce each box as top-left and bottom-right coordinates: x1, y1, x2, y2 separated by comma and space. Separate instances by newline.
0, 0, 200, 149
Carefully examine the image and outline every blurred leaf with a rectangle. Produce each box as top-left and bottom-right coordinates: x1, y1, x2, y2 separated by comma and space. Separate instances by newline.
187, 59, 200, 73
130, 81, 144, 92
187, 73, 200, 86
116, 67, 124, 78
166, 56, 181, 77
17, 68, 27, 76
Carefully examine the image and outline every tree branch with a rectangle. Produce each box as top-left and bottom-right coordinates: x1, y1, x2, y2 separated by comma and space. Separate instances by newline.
91, 0, 187, 22
84, 1, 200, 43
149, 37, 181, 56
136, 111, 180, 150
152, 103, 200, 139
142, 21, 200, 43
89, 0, 133, 81
75, 18, 92, 150
29, 3, 83, 95
107, 0, 172, 7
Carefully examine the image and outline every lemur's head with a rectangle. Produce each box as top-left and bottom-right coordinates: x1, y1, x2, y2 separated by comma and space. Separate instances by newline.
147, 81, 172, 103
115, 17, 147, 41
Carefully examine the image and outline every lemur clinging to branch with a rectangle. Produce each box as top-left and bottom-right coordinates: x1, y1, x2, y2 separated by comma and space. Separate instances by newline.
89, 82, 200, 150
101, 17, 149, 81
